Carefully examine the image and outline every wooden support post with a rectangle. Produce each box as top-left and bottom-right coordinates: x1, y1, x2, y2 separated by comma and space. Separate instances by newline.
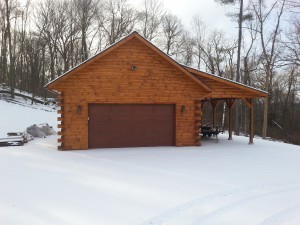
242, 98, 252, 108
201, 100, 206, 109
228, 108, 232, 140
211, 99, 219, 127
213, 106, 216, 127
242, 98, 254, 144
225, 99, 235, 140
249, 99, 254, 144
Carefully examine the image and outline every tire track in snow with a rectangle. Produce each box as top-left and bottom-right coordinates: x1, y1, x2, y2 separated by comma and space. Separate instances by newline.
258, 205, 300, 225
139, 181, 300, 225
189, 187, 300, 225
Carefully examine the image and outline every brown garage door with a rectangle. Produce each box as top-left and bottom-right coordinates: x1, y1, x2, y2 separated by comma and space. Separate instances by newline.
88, 104, 175, 148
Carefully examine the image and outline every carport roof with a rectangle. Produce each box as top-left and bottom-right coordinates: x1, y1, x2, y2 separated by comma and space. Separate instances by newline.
185, 66, 268, 98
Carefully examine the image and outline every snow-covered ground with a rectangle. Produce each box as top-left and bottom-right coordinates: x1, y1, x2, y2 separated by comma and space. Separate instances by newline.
1, 100, 300, 225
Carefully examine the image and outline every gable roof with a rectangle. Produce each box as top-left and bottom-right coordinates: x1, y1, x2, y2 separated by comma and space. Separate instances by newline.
45, 31, 211, 92
45, 31, 267, 98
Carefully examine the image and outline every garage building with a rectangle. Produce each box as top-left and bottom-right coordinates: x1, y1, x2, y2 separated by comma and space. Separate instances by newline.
46, 32, 267, 150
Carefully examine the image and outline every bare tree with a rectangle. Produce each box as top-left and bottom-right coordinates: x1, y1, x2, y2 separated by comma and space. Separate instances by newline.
252, 0, 286, 139
286, 0, 300, 9
215, 0, 243, 135
283, 20, 300, 66
243, 17, 259, 86
191, 16, 237, 77
161, 13, 183, 56
73, 0, 99, 61
4, 0, 18, 98
0, 1, 8, 84
193, 30, 229, 76
223, 41, 238, 80
25, 32, 44, 103
47, 0, 80, 72
98, 0, 137, 45
137, 0, 164, 41
191, 15, 206, 70
14, 0, 31, 92
176, 31, 194, 66
35, 0, 59, 80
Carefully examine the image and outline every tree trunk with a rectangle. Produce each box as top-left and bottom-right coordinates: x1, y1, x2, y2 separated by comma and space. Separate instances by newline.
262, 97, 269, 139
5, 0, 15, 99
82, 27, 88, 61
234, 0, 244, 136
1, 27, 8, 84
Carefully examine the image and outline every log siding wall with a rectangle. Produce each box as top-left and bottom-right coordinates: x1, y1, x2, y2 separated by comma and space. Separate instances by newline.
53, 38, 207, 149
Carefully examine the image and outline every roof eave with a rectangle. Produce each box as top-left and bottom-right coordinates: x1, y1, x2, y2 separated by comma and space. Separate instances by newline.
183, 65, 268, 97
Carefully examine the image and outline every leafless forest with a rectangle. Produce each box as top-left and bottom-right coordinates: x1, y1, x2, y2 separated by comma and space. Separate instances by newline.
0, 0, 299, 144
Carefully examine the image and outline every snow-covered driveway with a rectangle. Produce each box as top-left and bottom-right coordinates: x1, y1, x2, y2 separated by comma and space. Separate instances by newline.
1, 134, 300, 225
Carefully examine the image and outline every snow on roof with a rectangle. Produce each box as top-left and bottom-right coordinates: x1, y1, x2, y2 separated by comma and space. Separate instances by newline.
183, 64, 268, 95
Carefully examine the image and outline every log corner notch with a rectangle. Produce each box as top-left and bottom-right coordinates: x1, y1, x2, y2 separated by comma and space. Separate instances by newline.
195, 100, 203, 146
57, 92, 64, 150
243, 98, 254, 144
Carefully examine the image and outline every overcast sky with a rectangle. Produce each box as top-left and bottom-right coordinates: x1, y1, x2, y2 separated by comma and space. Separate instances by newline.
24, 0, 239, 38
129, 0, 238, 37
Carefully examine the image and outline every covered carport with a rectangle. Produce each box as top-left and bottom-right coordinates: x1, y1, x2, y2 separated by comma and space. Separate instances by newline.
185, 66, 268, 144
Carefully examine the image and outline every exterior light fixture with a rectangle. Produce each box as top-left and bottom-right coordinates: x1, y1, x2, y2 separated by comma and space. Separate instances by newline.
181, 105, 186, 113
77, 105, 82, 114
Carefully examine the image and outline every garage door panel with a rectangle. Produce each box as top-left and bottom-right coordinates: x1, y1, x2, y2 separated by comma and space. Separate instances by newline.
111, 115, 133, 124
154, 118, 173, 125
88, 104, 175, 148
89, 116, 111, 126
